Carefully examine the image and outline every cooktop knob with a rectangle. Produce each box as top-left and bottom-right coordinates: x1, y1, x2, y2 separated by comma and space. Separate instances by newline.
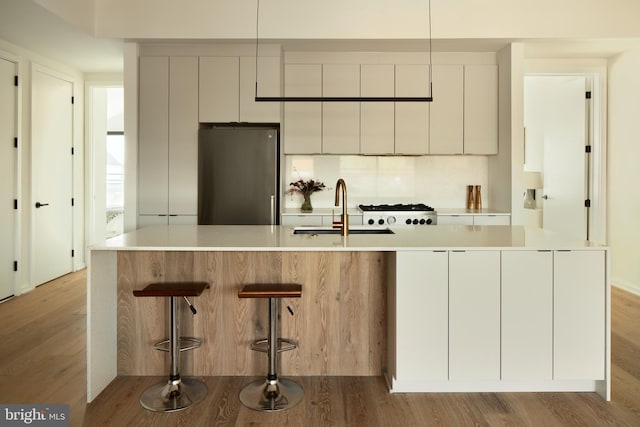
405, 219, 412, 225
412, 218, 419, 225
426, 218, 433, 224
368, 219, 375, 225
387, 216, 396, 225
378, 219, 385, 225
419, 218, 426, 225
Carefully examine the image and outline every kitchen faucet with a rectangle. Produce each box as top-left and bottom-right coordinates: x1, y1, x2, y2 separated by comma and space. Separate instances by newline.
334, 178, 349, 236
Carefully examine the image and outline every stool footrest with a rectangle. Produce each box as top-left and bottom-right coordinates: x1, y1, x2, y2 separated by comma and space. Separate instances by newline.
153, 337, 202, 353
251, 338, 297, 353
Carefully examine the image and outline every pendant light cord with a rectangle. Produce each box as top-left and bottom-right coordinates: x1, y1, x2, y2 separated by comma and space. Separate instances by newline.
254, 0, 433, 102
428, 0, 433, 98
255, 0, 260, 99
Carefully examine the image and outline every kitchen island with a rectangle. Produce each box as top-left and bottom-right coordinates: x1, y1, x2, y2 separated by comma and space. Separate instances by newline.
87, 225, 609, 402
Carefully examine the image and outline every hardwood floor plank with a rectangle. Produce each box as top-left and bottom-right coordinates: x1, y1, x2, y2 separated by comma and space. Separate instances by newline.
2, 270, 640, 426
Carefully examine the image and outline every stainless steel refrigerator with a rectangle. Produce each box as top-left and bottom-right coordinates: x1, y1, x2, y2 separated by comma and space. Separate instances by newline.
198, 125, 279, 225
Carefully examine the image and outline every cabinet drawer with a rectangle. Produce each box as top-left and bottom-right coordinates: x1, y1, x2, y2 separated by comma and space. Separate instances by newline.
437, 215, 473, 225
473, 215, 510, 225
280, 215, 323, 226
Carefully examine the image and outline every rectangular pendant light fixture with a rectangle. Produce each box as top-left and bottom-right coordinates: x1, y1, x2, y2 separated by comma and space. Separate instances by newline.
254, 0, 433, 103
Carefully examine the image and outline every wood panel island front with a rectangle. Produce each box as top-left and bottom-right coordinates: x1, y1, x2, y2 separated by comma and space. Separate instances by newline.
87, 225, 610, 402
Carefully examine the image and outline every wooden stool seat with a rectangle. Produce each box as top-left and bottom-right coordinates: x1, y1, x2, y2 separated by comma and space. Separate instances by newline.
133, 281, 209, 298
237, 283, 302, 299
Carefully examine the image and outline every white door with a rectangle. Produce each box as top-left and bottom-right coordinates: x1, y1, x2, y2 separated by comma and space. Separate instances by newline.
525, 76, 588, 240
0, 57, 16, 299
31, 68, 74, 286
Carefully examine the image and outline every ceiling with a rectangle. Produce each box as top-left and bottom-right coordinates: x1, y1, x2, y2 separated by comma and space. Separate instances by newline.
1, 1, 638, 74
0, 0, 123, 73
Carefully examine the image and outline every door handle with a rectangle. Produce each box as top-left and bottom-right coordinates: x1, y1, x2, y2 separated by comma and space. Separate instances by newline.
35, 202, 50, 208
270, 195, 276, 225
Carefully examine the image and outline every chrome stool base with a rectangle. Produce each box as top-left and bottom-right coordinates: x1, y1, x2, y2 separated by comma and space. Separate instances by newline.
239, 377, 304, 412
139, 377, 207, 413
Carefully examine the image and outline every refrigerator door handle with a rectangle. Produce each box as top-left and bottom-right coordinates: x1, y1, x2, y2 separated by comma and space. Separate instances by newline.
270, 195, 276, 225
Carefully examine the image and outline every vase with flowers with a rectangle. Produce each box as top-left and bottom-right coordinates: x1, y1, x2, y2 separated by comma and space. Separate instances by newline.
287, 178, 326, 212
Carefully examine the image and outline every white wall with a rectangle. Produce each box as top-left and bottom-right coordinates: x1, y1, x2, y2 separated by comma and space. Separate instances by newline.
92, 0, 640, 40
609, 47, 640, 295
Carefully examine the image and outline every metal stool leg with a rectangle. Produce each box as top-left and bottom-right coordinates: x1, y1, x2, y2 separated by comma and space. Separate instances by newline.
239, 297, 304, 412
139, 296, 207, 412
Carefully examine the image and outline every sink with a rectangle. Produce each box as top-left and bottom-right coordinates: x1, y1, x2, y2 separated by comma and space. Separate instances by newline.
293, 226, 394, 235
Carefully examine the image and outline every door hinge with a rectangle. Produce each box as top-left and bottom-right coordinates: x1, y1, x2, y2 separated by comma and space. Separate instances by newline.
71, 198, 74, 206
586, 91, 592, 99
14, 137, 18, 148
71, 249, 75, 257
14, 199, 17, 210
585, 145, 592, 153
585, 199, 591, 208
14, 261, 18, 272
14, 75, 18, 86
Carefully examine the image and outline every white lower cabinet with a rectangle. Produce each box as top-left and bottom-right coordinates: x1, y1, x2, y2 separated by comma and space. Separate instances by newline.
280, 214, 363, 226
554, 250, 606, 380
437, 214, 511, 226
390, 248, 607, 393
501, 250, 553, 380
280, 215, 323, 226
448, 250, 501, 380
437, 215, 473, 225
473, 215, 510, 225
138, 215, 197, 228
391, 251, 448, 381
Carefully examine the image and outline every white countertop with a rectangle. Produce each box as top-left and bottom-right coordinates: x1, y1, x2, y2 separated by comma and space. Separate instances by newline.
92, 225, 603, 252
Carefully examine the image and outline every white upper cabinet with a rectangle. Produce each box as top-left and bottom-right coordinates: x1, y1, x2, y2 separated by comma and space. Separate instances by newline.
430, 64, 464, 155
139, 56, 169, 216
199, 56, 239, 122
239, 56, 281, 123
283, 64, 322, 154
199, 56, 280, 123
139, 56, 198, 225
322, 64, 360, 154
168, 57, 199, 216
360, 64, 395, 154
395, 65, 430, 155
464, 65, 498, 154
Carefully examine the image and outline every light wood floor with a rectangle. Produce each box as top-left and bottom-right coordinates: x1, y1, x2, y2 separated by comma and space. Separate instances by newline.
1, 270, 640, 426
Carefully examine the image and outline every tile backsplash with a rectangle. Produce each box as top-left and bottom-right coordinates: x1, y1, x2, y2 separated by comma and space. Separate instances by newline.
284, 155, 489, 209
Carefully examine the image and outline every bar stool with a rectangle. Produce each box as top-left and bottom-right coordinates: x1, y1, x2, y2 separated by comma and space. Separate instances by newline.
237, 283, 303, 412
132, 281, 209, 412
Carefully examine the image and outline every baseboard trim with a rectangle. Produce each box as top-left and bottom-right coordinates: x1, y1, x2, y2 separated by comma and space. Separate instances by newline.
612, 279, 640, 297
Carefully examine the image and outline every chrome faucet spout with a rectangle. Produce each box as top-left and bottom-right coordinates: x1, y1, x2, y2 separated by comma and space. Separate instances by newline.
334, 178, 349, 236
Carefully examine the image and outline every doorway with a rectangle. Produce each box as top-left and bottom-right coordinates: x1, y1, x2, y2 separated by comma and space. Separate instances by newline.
31, 67, 74, 286
524, 74, 603, 242
0, 56, 17, 300
88, 85, 124, 245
